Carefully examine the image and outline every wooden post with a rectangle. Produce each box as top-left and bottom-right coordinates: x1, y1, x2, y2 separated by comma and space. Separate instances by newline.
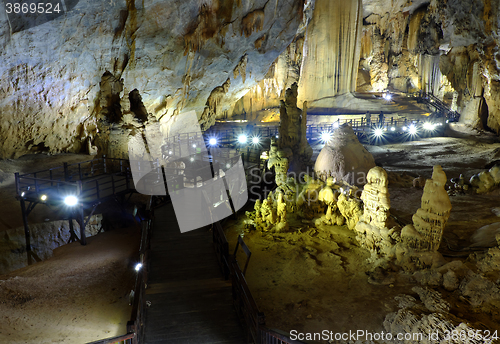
20, 199, 32, 265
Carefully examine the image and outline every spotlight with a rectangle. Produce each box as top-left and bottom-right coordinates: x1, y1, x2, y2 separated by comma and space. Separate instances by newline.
238, 134, 248, 144
320, 132, 332, 143
374, 128, 384, 137
64, 195, 78, 206
252, 137, 260, 144
168, 151, 173, 155
390, 127, 396, 131
383, 93, 392, 101
40, 194, 47, 201
190, 157, 194, 162
409, 124, 417, 135
423, 122, 436, 131
208, 138, 217, 146
402, 126, 407, 131
226, 163, 231, 169
21, 192, 25, 197
192, 144, 197, 148
135, 263, 143, 272
275, 135, 279, 139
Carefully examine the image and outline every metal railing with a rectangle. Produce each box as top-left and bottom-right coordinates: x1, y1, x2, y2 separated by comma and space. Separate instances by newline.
212, 222, 307, 344
15, 157, 132, 204
85, 197, 153, 344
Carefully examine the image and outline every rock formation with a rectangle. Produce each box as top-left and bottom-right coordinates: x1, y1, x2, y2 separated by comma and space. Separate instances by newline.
297, 0, 363, 107
314, 124, 376, 185
399, 165, 451, 270
0, 0, 306, 158
354, 166, 399, 257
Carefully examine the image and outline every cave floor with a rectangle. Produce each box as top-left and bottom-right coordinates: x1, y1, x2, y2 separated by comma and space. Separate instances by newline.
0, 226, 140, 343
224, 123, 500, 343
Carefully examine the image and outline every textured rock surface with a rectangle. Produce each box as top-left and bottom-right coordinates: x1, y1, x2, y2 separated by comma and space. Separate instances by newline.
314, 124, 376, 184
0, 0, 305, 158
0, 215, 101, 275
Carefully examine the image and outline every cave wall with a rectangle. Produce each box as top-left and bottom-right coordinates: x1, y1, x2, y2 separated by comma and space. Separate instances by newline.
359, 0, 500, 133
0, 0, 306, 158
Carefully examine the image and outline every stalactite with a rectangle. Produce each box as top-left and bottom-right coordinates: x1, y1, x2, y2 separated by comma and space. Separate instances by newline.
297, 0, 363, 106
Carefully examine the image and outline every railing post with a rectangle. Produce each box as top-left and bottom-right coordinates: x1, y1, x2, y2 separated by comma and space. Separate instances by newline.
20, 198, 32, 266
103, 155, 107, 174
63, 162, 69, 181
15, 172, 20, 196
77, 181, 86, 246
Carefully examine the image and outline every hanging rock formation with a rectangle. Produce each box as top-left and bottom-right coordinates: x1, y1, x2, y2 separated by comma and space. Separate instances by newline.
0, 0, 306, 158
297, 0, 363, 108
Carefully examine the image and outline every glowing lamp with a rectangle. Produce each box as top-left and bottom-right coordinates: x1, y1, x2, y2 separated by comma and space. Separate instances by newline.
238, 134, 248, 144
64, 195, 78, 206
320, 132, 332, 143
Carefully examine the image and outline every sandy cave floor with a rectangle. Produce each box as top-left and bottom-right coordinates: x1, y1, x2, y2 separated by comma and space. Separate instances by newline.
223, 124, 500, 343
0, 227, 140, 343
0, 153, 141, 343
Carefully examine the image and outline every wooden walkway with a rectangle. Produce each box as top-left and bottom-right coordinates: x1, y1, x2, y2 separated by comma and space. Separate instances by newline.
143, 203, 246, 344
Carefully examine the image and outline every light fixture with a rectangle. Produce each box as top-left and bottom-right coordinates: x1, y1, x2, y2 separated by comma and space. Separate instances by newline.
320, 132, 332, 143
190, 157, 194, 162
238, 134, 248, 144
192, 144, 197, 148
21, 192, 25, 197
252, 137, 260, 144
64, 195, 78, 206
168, 151, 173, 155
208, 138, 217, 146
409, 124, 417, 135
40, 194, 47, 201
402, 126, 407, 131
374, 128, 384, 137
135, 263, 143, 272
390, 127, 396, 131
423, 122, 436, 131
226, 163, 231, 169
383, 93, 392, 101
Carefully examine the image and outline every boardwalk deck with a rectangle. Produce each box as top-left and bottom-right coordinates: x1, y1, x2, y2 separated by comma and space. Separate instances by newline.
143, 203, 246, 344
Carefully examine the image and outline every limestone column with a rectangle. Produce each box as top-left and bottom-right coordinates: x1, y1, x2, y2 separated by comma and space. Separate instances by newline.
297, 0, 363, 106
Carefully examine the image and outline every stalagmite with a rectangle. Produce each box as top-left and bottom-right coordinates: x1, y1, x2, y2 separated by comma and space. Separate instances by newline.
314, 124, 376, 184
354, 167, 400, 257
398, 166, 451, 270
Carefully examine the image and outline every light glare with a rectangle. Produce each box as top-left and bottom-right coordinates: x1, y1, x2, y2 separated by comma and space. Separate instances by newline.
208, 138, 217, 146
64, 195, 78, 206
238, 134, 248, 144
135, 263, 143, 272
252, 137, 260, 144
374, 128, 384, 137
321, 132, 332, 143
40, 194, 47, 201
